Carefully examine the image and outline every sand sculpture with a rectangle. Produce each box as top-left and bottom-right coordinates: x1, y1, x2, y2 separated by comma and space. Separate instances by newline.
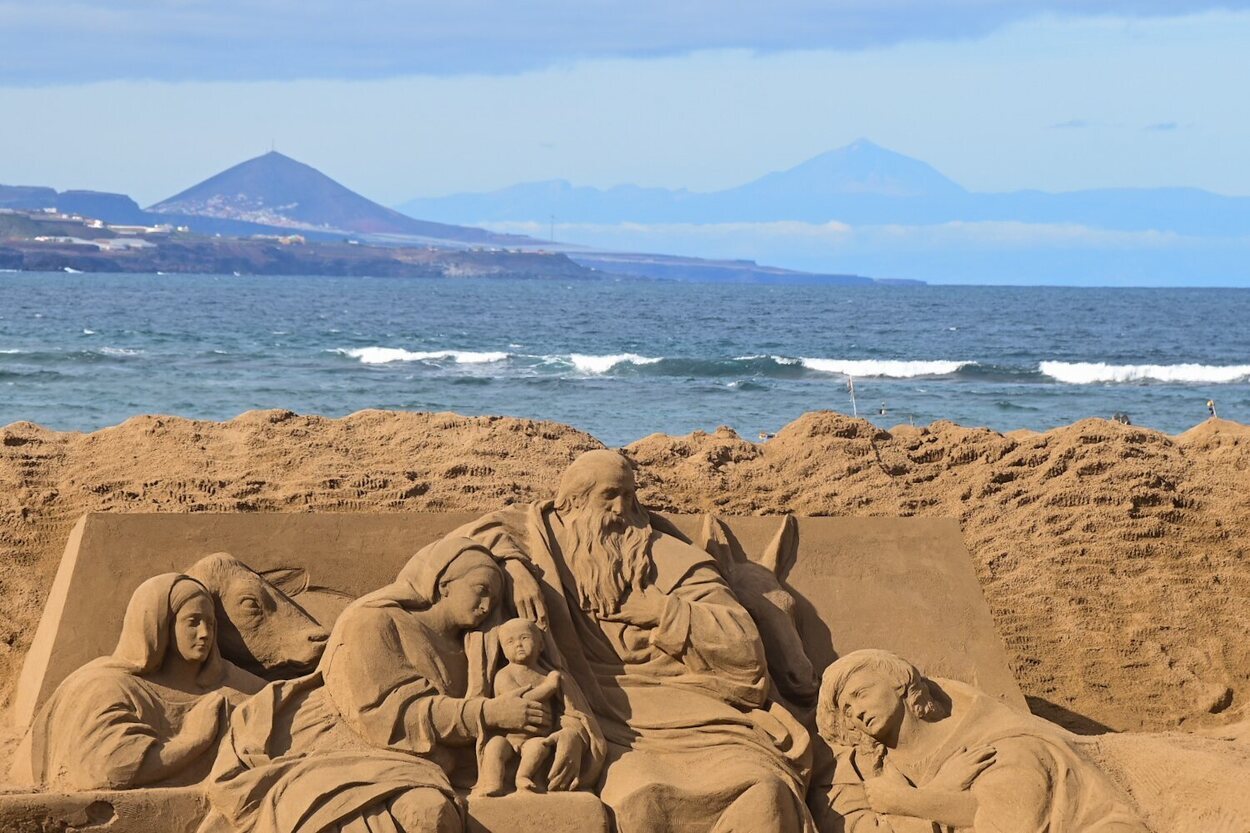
812, 649, 1147, 832
474, 618, 567, 796
3, 447, 1209, 832
10, 574, 264, 791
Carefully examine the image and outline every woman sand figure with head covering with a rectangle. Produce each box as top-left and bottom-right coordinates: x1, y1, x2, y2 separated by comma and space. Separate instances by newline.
12, 573, 265, 791
811, 649, 1146, 833
199, 537, 603, 833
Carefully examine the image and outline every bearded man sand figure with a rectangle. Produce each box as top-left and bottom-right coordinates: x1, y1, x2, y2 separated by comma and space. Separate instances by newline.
450, 450, 814, 833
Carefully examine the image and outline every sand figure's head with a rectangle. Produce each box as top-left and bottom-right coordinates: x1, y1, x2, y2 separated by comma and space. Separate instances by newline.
817, 649, 940, 749
430, 546, 506, 631
498, 617, 544, 666
103, 573, 231, 689
555, 450, 653, 616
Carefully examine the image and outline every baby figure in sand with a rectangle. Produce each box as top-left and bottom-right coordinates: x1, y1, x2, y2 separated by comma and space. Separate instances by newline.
474, 617, 564, 795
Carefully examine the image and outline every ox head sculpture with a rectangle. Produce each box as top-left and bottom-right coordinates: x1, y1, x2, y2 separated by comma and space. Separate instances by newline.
700, 514, 819, 705
185, 552, 347, 679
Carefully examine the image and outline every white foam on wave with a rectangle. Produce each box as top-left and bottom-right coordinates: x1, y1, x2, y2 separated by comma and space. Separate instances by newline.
340, 347, 509, 365
100, 347, 142, 357
732, 355, 802, 366
1040, 361, 1250, 384
799, 358, 972, 378
568, 353, 663, 374
0, 349, 24, 354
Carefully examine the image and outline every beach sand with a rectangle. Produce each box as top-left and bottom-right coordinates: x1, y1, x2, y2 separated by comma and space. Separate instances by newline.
1, 409, 1246, 744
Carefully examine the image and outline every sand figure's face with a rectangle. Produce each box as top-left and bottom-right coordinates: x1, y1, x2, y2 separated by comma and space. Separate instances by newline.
558, 454, 654, 616
438, 565, 502, 629
839, 668, 906, 743
585, 471, 639, 531
172, 594, 216, 665
500, 620, 540, 664
187, 553, 331, 679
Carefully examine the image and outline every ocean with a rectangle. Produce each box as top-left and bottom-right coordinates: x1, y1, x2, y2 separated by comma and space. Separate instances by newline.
1, 272, 1247, 446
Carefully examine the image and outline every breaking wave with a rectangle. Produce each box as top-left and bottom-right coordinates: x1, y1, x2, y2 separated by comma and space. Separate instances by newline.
338, 347, 509, 365
798, 358, 973, 378
1040, 362, 1250, 385
567, 353, 662, 374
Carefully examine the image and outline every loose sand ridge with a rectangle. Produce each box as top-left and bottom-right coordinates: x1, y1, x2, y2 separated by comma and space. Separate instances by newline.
1, 409, 1247, 741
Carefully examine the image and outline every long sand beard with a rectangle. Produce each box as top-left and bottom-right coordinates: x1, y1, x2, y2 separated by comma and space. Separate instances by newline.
564, 506, 653, 616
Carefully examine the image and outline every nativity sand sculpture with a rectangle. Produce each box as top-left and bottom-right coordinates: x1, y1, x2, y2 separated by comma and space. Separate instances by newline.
14, 447, 1247, 833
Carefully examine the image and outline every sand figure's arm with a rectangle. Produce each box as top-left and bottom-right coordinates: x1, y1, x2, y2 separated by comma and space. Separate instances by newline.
859, 746, 995, 829
129, 693, 228, 787
648, 564, 768, 683
324, 611, 491, 751
524, 670, 561, 704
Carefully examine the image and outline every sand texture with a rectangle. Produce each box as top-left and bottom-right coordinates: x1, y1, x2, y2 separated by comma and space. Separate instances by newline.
1, 409, 1247, 740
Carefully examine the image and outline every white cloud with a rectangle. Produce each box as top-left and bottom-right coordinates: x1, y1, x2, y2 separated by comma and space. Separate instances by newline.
3, 1, 1250, 84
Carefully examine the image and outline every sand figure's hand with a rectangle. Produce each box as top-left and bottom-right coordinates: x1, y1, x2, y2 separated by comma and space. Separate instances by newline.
929, 745, 996, 792
506, 561, 548, 629
600, 584, 666, 628
183, 692, 227, 750
863, 775, 915, 816
485, 693, 551, 732
546, 728, 585, 791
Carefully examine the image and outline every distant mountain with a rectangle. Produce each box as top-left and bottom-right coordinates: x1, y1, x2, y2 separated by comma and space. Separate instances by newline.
397, 139, 1250, 236
151, 151, 521, 244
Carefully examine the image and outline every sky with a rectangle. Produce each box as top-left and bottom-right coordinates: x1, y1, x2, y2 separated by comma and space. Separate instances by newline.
2, 2, 1249, 284
0, 2, 1246, 206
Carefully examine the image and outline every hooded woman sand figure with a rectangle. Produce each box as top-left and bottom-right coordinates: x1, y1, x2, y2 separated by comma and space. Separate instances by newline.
12, 573, 265, 790
199, 536, 600, 833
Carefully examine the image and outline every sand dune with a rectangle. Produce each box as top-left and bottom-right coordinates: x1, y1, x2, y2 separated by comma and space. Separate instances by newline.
1, 409, 1247, 739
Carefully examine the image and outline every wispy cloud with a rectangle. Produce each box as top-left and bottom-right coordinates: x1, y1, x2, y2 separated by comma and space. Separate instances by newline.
489, 219, 1192, 252
1051, 118, 1092, 129
3, 2, 1250, 85
1143, 121, 1181, 131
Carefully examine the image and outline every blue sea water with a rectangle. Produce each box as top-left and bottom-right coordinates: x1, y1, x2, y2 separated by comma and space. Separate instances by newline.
1, 272, 1247, 447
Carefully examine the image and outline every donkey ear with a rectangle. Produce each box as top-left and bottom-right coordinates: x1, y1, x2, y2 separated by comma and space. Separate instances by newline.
759, 515, 799, 579
699, 514, 739, 576
260, 566, 311, 596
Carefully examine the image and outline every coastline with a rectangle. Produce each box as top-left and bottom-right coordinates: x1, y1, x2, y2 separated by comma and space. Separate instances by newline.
0, 408, 1247, 739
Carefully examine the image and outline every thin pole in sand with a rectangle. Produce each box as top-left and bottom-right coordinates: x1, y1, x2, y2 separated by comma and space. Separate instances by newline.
847, 376, 858, 417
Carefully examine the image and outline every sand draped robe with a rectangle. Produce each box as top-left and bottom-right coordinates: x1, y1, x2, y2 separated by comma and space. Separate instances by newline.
450, 502, 815, 833
819, 679, 1148, 833
10, 573, 264, 791
198, 538, 604, 833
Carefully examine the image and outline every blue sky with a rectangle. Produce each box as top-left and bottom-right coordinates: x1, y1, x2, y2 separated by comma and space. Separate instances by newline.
2, 2, 1249, 283
0, 2, 1245, 203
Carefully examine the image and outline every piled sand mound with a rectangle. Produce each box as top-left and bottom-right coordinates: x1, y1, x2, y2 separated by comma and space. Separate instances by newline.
2, 409, 1248, 737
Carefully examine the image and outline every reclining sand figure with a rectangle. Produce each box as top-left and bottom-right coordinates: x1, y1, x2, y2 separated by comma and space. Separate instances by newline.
811, 649, 1148, 833
10, 573, 264, 790
197, 537, 604, 833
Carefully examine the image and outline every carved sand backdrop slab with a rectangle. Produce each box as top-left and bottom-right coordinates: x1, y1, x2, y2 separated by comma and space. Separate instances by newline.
16, 510, 1023, 727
